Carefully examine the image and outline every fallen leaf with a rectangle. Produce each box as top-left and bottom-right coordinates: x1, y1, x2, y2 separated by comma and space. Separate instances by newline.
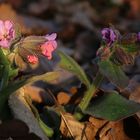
57, 92, 71, 105
89, 117, 108, 129
60, 113, 95, 140
23, 85, 54, 104
99, 121, 132, 140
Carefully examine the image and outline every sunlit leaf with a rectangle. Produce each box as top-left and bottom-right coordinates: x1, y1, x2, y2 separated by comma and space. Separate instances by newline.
84, 91, 140, 121
26, 71, 60, 84
58, 51, 90, 88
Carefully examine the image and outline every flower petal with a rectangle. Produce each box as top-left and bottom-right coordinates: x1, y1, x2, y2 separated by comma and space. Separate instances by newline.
45, 33, 57, 41
40, 40, 57, 60
0, 20, 5, 35
4, 20, 13, 31
0, 39, 10, 48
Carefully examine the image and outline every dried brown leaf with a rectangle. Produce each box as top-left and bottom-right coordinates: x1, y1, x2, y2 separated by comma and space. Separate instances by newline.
99, 121, 132, 140
57, 92, 71, 105
60, 113, 95, 140
89, 117, 108, 129
23, 85, 54, 104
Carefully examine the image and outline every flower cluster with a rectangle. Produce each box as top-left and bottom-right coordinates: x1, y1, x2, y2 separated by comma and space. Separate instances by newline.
97, 26, 140, 61
27, 33, 57, 64
0, 20, 57, 64
101, 27, 140, 46
41, 33, 57, 60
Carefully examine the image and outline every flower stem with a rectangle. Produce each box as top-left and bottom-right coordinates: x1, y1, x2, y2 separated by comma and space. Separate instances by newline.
78, 72, 104, 111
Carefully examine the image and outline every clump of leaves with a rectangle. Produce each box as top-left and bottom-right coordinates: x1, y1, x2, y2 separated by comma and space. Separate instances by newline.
0, 20, 139, 139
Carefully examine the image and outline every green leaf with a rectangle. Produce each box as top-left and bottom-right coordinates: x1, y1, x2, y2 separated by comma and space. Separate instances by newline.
43, 107, 61, 131
9, 68, 18, 79
98, 60, 129, 89
38, 118, 54, 137
78, 72, 104, 111
58, 51, 90, 88
0, 71, 60, 120
26, 71, 60, 84
84, 91, 140, 121
120, 44, 138, 53
25, 97, 54, 137
0, 65, 10, 91
0, 48, 10, 65
0, 80, 25, 120
0, 49, 10, 90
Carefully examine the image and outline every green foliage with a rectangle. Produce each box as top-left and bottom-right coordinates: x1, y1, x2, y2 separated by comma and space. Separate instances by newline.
0, 80, 25, 120
98, 59, 129, 89
0, 49, 10, 90
84, 91, 140, 121
78, 72, 104, 111
26, 71, 60, 84
26, 97, 54, 137
58, 51, 90, 88
120, 44, 138, 53
0, 70, 60, 120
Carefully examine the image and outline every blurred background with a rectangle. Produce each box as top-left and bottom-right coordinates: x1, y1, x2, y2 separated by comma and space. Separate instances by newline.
0, 1, 140, 139
0, 0, 140, 64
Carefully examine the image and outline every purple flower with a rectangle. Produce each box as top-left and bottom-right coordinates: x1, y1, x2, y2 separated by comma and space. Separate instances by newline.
0, 20, 15, 48
101, 28, 117, 46
137, 32, 140, 41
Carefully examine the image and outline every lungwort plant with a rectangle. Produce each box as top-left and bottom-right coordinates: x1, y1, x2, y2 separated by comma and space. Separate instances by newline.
0, 20, 140, 138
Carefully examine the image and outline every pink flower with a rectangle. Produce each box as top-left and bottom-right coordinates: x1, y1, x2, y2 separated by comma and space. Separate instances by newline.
0, 20, 15, 48
40, 33, 57, 60
27, 55, 38, 64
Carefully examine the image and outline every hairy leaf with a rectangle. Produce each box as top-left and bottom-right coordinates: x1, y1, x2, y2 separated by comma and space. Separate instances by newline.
98, 60, 129, 89
84, 91, 140, 121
